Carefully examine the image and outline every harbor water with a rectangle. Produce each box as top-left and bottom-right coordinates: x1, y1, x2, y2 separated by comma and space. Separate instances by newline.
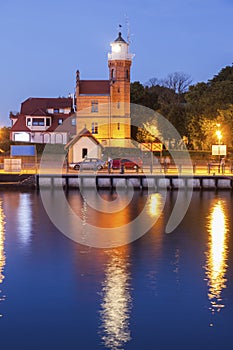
0, 189, 233, 349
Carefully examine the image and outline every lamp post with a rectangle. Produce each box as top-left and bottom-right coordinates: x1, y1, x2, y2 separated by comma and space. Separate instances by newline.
216, 127, 222, 168
216, 130, 222, 146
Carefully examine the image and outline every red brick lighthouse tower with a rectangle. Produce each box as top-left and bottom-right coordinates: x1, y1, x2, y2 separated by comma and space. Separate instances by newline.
108, 31, 134, 145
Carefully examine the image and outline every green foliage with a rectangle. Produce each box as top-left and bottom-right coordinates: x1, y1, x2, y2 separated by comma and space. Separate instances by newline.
210, 65, 233, 83
131, 73, 191, 143
185, 64, 233, 149
0, 127, 11, 152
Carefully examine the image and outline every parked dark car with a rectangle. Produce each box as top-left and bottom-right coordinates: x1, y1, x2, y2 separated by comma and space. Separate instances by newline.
112, 158, 143, 170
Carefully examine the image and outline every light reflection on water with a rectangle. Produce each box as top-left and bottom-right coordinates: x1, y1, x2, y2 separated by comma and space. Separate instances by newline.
99, 246, 132, 350
17, 193, 32, 246
205, 199, 229, 315
0, 197, 6, 317
97, 193, 164, 349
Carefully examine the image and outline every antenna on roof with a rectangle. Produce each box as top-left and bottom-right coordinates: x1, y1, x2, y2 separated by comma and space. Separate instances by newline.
125, 15, 132, 44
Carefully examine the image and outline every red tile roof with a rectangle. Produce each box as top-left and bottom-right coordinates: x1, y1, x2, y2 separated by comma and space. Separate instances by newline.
10, 114, 76, 134
11, 116, 30, 132
46, 115, 75, 133
79, 80, 110, 95
20, 97, 73, 115
65, 128, 101, 150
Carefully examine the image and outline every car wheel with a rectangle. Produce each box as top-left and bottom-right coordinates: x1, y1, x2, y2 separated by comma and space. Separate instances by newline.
74, 165, 80, 170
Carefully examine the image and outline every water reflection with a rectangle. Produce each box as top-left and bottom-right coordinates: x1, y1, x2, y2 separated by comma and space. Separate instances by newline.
205, 199, 229, 314
99, 247, 132, 349
0, 198, 6, 316
17, 194, 32, 246
147, 193, 163, 218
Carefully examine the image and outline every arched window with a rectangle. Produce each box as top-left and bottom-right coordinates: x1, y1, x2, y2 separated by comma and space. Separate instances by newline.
92, 122, 98, 134
111, 68, 115, 79
126, 69, 129, 79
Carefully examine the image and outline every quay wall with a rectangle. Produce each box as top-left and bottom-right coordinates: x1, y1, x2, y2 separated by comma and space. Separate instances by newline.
37, 174, 233, 191
1, 174, 233, 191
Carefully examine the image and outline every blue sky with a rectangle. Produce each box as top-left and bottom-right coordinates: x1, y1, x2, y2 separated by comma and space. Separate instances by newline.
0, 0, 233, 126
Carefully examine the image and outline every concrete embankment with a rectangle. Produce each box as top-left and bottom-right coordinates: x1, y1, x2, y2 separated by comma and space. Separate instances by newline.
1, 173, 233, 191
36, 174, 233, 191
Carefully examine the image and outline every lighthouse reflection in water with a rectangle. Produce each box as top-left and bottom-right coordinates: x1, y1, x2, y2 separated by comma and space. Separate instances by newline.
0, 191, 233, 350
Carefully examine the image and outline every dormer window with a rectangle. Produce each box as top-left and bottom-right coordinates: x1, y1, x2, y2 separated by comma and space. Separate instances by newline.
54, 109, 59, 113
58, 118, 63, 125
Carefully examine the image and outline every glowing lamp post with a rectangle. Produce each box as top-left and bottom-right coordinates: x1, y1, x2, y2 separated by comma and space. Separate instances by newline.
216, 130, 222, 145
212, 126, 226, 172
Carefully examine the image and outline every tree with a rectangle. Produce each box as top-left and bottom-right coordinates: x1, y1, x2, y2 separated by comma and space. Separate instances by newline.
162, 72, 192, 95
210, 64, 233, 84
130, 81, 145, 104
0, 127, 11, 152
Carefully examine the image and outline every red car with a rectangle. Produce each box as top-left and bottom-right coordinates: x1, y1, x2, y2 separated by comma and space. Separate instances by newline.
112, 157, 143, 170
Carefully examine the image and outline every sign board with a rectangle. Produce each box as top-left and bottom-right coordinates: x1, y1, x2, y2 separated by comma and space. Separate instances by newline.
11, 145, 36, 157
4, 159, 22, 172
141, 142, 163, 151
212, 145, 227, 156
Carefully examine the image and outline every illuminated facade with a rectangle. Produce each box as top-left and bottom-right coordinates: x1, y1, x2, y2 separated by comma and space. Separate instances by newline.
9, 31, 134, 152
75, 32, 134, 149
10, 98, 76, 144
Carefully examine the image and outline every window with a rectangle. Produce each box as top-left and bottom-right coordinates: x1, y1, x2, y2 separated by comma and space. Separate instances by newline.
71, 118, 76, 126
117, 102, 120, 109
46, 118, 50, 126
94, 123, 98, 134
27, 118, 31, 126
58, 118, 63, 125
32, 118, 44, 126
117, 122, 120, 130
82, 148, 88, 158
92, 122, 98, 134
126, 69, 129, 79
54, 109, 59, 113
111, 69, 115, 79
91, 100, 98, 113
14, 133, 30, 142
59, 109, 64, 113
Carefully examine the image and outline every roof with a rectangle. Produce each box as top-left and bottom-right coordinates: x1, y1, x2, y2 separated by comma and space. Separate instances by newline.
114, 32, 127, 44
10, 113, 76, 134
65, 128, 101, 150
46, 115, 76, 133
79, 80, 110, 95
20, 97, 73, 115
10, 115, 31, 132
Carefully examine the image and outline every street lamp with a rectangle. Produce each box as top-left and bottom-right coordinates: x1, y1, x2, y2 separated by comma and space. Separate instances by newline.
216, 130, 222, 145
216, 127, 223, 168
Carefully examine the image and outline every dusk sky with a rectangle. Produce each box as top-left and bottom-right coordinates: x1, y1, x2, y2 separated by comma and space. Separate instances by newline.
0, 0, 233, 126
